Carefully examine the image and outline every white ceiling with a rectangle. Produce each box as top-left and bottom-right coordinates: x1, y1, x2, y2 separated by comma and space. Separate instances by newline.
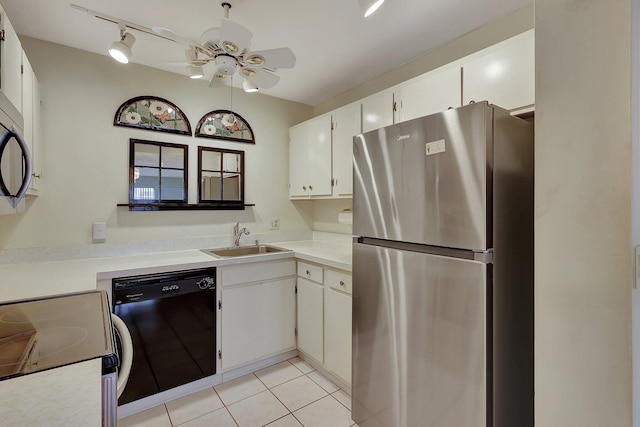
0, 0, 531, 107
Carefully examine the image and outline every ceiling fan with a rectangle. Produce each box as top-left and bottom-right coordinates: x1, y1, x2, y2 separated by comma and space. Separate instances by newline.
153, 2, 296, 91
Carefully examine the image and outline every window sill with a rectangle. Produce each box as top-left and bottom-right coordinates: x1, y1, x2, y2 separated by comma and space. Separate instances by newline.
117, 203, 254, 211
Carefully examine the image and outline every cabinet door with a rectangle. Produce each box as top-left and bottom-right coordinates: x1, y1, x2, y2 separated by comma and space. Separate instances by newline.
221, 278, 296, 371
361, 88, 395, 133
462, 30, 534, 112
30, 72, 42, 192
324, 288, 352, 384
297, 277, 324, 363
289, 123, 309, 198
0, 9, 22, 112
306, 114, 332, 197
332, 103, 360, 197
21, 52, 40, 194
397, 66, 462, 123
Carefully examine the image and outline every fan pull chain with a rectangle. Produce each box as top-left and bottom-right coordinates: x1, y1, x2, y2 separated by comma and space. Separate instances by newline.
229, 75, 233, 111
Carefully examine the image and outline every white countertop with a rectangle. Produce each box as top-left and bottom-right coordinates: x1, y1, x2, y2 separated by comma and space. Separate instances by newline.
0, 237, 352, 303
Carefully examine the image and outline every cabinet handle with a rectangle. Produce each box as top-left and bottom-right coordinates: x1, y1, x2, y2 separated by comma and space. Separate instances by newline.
339, 280, 345, 287
303, 186, 307, 191
306, 270, 310, 276
309, 185, 313, 191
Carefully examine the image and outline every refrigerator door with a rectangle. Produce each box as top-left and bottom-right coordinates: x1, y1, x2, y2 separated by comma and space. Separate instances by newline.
352, 241, 488, 427
353, 102, 492, 251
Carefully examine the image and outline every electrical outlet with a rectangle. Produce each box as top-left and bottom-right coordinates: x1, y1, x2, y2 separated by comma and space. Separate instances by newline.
268, 218, 280, 230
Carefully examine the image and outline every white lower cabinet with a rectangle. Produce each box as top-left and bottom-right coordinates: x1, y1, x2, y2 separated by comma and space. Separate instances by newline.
296, 277, 324, 363
324, 287, 352, 383
220, 260, 296, 371
296, 261, 352, 385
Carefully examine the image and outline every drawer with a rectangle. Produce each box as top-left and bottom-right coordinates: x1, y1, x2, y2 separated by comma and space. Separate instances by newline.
297, 261, 323, 283
325, 269, 352, 294
221, 259, 296, 287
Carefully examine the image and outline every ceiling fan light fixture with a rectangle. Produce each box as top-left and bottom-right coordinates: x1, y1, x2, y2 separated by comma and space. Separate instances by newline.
187, 64, 205, 79
243, 79, 259, 93
215, 55, 238, 75
241, 68, 258, 79
222, 40, 239, 54
245, 54, 265, 66
109, 31, 136, 64
359, 0, 385, 17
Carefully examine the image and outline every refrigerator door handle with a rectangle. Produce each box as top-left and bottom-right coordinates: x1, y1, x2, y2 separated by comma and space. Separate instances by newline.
473, 249, 493, 264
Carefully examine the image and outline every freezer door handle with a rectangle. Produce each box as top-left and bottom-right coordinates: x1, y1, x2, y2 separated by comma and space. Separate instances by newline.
473, 249, 493, 264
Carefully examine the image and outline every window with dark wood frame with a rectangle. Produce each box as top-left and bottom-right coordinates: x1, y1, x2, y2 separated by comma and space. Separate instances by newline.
198, 146, 245, 209
129, 139, 188, 206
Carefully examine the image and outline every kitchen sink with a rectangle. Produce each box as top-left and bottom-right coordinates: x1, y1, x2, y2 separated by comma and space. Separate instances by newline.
202, 245, 290, 258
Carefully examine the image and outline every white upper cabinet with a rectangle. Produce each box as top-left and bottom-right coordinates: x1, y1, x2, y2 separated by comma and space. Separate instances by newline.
289, 123, 308, 198
361, 87, 396, 133
462, 29, 535, 113
397, 65, 462, 123
289, 114, 332, 198
331, 102, 360, 197
21, 52, 41, 194
0, 7, 22, 113
307, 114, 333, 197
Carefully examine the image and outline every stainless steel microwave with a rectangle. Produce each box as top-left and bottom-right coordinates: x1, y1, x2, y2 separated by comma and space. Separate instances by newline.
0, 90, 31, 212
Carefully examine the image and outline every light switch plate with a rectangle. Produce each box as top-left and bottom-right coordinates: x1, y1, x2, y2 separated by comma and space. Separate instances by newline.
268, 218, 279, 230
92, 222, 107, 241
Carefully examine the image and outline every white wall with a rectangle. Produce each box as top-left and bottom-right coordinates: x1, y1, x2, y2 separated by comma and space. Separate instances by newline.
314, 3, 534, 116
0, 37, 314, 250
535, 1, 632, 426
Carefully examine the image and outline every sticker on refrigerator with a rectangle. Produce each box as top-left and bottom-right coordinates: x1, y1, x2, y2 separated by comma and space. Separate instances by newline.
426, 139, 446, 156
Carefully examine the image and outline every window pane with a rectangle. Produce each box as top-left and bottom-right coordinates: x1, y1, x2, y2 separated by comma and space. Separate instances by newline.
201, 172, 222, 201
134, 144, 159, 167
222, 153, 241, 173
201, 151, 222, 171
160, 169, 185, 201
133, 167, 159, 201
162, 147, 184, 169
222, 172, 241, 201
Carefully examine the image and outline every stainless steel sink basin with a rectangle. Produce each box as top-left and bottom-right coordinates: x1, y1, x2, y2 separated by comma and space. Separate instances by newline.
202, 245, 290, 258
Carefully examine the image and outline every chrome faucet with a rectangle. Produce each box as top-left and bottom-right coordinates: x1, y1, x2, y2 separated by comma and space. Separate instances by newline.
232, 222, 250, 246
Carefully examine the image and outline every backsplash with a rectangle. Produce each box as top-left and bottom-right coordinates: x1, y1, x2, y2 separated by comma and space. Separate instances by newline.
0, 231, 312, 264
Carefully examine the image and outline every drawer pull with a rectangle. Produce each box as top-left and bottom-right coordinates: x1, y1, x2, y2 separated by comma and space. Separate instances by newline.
339, 280, 345, 287
306, 270, 310, 276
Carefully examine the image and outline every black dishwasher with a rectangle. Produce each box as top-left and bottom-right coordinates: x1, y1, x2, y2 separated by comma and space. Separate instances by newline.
112, 267, 216, 405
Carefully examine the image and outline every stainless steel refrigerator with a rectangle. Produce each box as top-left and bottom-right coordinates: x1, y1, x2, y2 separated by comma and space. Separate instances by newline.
352, 101, 533, 427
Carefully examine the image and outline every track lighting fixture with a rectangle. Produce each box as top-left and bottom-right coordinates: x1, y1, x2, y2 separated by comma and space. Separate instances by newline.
359, 0, 385, 17
109, 25, 136, 64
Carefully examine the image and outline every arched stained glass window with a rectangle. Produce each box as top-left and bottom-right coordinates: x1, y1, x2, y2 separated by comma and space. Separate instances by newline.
114, 96, 192, 136
195, 110, 254, 144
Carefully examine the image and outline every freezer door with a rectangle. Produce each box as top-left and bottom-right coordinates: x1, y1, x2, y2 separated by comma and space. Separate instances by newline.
352, 242, 488, 427
353, 102, 491, 250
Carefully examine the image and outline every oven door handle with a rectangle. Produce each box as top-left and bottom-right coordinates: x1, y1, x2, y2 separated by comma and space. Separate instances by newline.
0, 126, 32, 208
111, 313, 133, 399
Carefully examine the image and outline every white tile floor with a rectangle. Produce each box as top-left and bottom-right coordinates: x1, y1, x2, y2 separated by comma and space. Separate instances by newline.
118, 357, 358, 427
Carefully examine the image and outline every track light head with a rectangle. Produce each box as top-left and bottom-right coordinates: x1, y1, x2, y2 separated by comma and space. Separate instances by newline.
109, 31, 135, 64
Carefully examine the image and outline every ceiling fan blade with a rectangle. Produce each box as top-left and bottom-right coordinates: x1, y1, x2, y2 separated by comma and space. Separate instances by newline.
208, 74, 230, 88
152, 27, 199, 47
219, 18, 252, 55
243, 47, 296, 69
165, 60, 210, 66
241, 68, 280, 89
